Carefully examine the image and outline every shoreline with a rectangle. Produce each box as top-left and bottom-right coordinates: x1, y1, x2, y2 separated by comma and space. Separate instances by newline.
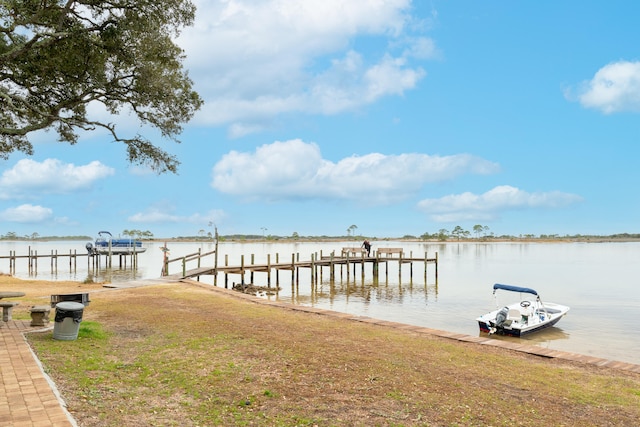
4, 236, 640, 244
185, 278, 640, 373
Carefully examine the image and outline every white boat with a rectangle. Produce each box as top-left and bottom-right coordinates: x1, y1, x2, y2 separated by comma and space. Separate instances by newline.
86, 231, 147, 255
476, 283, 570, 337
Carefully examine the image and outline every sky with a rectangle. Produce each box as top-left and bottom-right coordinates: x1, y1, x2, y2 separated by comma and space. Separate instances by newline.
2, 0, 640, 239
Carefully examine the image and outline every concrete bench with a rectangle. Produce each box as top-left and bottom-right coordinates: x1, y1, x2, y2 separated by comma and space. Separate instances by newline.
30, 305, 52, 327
0, 301, 19, 322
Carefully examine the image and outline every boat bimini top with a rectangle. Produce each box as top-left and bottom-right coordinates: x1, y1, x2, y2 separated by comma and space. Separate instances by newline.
492, 283, 538, 296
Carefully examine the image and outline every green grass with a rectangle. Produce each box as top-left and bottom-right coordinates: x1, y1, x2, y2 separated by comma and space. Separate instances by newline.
78, 320, 109, 339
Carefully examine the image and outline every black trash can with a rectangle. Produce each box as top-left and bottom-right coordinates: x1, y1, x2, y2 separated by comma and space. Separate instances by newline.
53, 301, 85, 341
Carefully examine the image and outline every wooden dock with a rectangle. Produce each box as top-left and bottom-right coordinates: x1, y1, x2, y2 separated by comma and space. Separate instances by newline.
163, 247, 438, 289
0, 244, 438, 288
0, 247, 143, 275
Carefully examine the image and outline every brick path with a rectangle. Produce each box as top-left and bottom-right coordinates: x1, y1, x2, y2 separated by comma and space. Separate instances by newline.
0, 320, 75, 427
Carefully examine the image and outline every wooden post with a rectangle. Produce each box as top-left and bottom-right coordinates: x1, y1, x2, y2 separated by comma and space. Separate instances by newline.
409, 251, 413, 279
161, 243, 168, 276
108, 240, 112, 268
435, 252, 438, 281
195, 248, 201, 282
345, 252, 350, 281
224, 254, 229, 288
250, 253, 255, 284
353, 253, 357, 276
310, 253, 315, 283
329, 251, 334, 282
424, 251, 428, 280
267, 254, 271, 288
241, 255, 245, 286
373, 252, 378, 276
213, 227, 219, 286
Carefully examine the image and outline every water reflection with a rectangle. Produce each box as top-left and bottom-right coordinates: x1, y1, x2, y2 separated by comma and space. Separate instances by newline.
480, 326, 571, 346
298, 277, 440, 307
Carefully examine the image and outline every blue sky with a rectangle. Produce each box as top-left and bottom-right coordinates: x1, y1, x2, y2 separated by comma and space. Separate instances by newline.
2, 1, 640, 239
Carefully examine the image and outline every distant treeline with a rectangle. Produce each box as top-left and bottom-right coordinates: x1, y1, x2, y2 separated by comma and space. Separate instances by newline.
2, 231, 639, 242
0, 234, 93, 241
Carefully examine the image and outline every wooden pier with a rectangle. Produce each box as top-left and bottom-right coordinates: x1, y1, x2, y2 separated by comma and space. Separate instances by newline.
1, 244, 438, 289
162, 247, 438, 289
0, 247, 142, 275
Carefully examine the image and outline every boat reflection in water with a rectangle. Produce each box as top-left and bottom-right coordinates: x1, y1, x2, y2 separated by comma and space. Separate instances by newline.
483, 325, 571, 348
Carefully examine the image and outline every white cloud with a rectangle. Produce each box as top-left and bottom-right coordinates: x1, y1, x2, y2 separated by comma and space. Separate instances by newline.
0, 159, 114, 199
417, 185, 583, 222
180, 0, 433, 135
0, 204, 53, 223
401, 36, 438, 60
575, 61, 640, 113
211, 139, 499, 204
129, 205, 226, 226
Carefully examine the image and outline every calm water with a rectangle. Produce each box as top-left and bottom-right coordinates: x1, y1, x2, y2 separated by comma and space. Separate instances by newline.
2, 240, 639, 366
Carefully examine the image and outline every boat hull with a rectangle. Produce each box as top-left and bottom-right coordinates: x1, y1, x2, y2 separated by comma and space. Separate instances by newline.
91, 246, 147, 255
477, 313, 564, 337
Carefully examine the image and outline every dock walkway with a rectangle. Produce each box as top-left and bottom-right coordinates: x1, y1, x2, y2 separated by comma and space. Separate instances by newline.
164, 250, 439, 288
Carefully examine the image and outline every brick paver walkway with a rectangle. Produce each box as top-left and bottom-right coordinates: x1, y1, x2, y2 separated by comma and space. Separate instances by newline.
0, 320, 75, 427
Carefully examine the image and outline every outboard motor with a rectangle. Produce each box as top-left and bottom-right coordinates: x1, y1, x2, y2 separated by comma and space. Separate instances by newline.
85, 242, 94, 254
495, 307, 509, 328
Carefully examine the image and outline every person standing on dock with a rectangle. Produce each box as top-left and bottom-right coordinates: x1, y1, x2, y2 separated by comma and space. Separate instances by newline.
362, 240, 371, 256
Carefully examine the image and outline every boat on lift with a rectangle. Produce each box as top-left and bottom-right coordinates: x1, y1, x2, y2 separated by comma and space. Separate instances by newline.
86, 231, 147, 255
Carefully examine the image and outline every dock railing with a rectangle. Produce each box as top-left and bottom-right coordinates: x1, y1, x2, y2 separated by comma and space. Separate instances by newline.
162, 248, 217, 277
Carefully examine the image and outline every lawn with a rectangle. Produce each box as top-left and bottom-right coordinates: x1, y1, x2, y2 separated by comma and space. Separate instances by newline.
3, 276, 638, 426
